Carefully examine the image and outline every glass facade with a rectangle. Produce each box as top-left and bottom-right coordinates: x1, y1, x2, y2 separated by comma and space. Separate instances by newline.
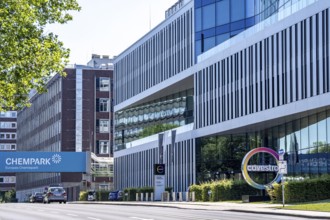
114, 89, 194, 151
196, 109, 330, 183
195, 0, 307, 58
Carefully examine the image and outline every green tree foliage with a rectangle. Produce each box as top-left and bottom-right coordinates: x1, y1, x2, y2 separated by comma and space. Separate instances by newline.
4, 189, 16, 202
141, 124, 179, 137
197, 135, 247, 182
0, 0, 80, 110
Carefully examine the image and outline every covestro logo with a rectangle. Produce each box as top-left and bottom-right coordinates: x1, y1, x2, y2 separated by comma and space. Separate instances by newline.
241, 147, 282, 190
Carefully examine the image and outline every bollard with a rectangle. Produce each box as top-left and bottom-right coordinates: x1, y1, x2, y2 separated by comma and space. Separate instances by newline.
161, 192, 164, 202
146, 192, 149, 201
186, 192, 189, 202
151, 192, 154, 201
141, 193, 144, 201
136, 193, 139, 201
172, 192, 176, 202
178, 192, 182, 202
191, 191, 195, 202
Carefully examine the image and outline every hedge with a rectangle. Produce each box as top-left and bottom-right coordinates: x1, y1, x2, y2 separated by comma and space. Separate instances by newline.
189, 180, 259, 202
267, 176, 330, 203
97, 190, 110, 201
124, 188, 138, 201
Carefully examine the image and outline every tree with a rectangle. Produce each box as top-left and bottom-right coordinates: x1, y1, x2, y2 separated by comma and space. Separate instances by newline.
0, 0, 80, 111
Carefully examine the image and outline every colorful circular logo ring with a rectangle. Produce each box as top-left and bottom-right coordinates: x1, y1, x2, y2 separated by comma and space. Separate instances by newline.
241, 147, 282, 190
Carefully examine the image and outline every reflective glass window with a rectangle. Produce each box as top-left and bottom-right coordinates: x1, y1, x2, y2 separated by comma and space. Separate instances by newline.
245, 16, 255, 28
278, 124, 285, 150
300, 117, 309, 149
216, 0, 230, 26
196, 40, 202, 57
246, 0, 255, 17
202, 4, 216, 29
317, 112, 327, 152
195, 0, 202, 8
231, 20, 245, 31
195, 8, 202, 32
216, 24, 230, 35
216, 33, 230, 45
318, 113, 328, 173
309, 115, 317, 149
231, 0, 245, 22
204, 36, 215, 52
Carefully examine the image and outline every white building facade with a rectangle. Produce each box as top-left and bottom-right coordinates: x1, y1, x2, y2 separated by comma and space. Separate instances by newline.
114, 0, 330, 192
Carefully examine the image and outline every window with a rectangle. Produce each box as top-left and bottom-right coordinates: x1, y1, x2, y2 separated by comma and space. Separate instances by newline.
0, 111, 17, 118
202, 4, 215, 29
0, 122, 16, 128
99, 119, 109, 133
99, 141, 109, 154
216, 0, 229, 26
99, 77, 110, 91
0, 133, 16, 139
99, 98, 110, 112
231, 0, 245, 22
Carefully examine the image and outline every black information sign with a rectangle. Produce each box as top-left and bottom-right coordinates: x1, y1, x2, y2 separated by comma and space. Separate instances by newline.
154, 164, 165, 175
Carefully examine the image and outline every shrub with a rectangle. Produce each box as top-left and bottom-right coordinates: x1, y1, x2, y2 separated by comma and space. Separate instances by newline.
201, 183, 211, 202
165, 186, 173, 194
189, 184, 203, 201
96, 190, 110, 201
124, 188, 138, 201
79, 191, 88, 201
4, 189, 16, 203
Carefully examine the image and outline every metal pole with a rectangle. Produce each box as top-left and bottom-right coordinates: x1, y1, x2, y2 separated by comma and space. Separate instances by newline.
282, 176, 285, 207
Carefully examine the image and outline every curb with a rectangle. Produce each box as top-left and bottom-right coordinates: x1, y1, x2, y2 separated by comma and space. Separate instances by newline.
73, 201, 330, 219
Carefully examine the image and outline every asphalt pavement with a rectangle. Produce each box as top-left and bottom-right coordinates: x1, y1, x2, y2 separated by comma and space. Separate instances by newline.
76, 200, 330, 219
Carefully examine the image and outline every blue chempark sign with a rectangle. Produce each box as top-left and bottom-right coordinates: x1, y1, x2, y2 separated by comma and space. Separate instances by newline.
0, 152, 90, 173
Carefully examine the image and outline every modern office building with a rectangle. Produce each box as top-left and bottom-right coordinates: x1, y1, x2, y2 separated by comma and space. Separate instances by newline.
0, 111, 17, 193
114, 0, 330, 193
16, 57, 114, 201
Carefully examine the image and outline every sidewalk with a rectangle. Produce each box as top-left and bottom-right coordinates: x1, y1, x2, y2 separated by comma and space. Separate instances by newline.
77, 201, 330, 219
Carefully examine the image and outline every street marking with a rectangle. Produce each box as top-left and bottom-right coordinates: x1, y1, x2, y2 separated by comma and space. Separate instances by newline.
87, 217, 101, 220
130, 217, 154, 220
67, 214, 78, 217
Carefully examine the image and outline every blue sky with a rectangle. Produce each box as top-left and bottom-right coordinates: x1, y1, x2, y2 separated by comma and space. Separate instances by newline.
46, 0, 177, 65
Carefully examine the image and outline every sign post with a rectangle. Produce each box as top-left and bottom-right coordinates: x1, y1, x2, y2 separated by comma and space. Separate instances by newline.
154, 164, 165, 201
278, 149, 286, 207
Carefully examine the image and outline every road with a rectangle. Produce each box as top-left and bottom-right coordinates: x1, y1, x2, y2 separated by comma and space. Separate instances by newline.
0, 203, 318, 220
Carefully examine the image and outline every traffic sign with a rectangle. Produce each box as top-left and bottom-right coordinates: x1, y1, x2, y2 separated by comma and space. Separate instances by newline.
278, 160, 287, 174
278, 149, 285, 155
